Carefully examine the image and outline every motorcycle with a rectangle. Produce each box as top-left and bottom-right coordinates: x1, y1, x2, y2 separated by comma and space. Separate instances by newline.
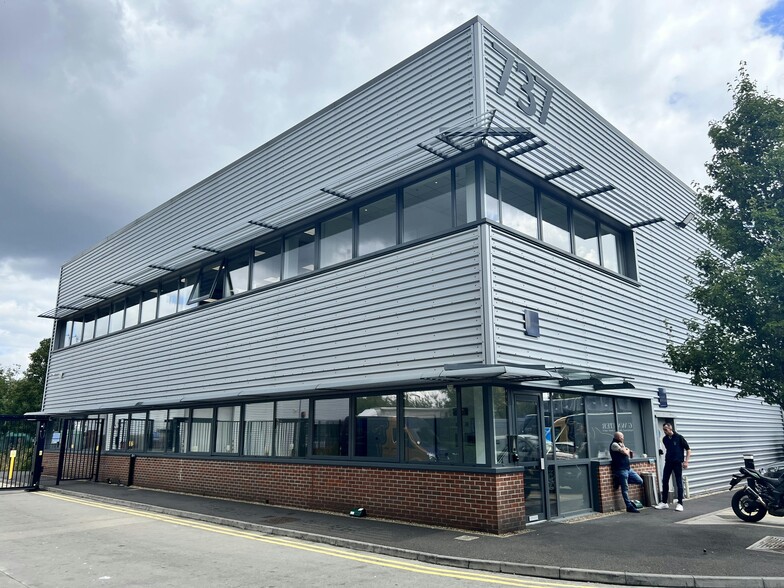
729, 461, 784, 522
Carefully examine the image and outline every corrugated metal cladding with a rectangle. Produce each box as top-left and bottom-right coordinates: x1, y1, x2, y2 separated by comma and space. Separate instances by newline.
44, 231, 484, 413
55, 25, 477, 308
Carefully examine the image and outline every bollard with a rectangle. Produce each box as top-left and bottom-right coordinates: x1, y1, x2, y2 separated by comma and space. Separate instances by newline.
128, 454, 137, 486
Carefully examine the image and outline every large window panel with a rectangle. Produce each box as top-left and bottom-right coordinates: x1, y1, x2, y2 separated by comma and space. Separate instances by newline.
215, 406, 240, 454
70, 319, 83, 345
585, 395, 616, 459
82, 313, 95, 342
283, 229, 315, 279
600, 226, 621, 273
541, 194, 571, 251
147, 410, 167, 453
128, 412, 147, 452
140, 288, 158, 323
94, 306, 110, 338
615, 397, 644, 455
550, 393, 588, 459
483, 162, 500, 222
275, 399, 309, 457
455, 162, 477, 225
320, 212, 353, 268
190, 408, 213, 453
178, 274, 198, 311
358, 194, 397, 256
500, 171, 537, 237
110, 413, 129, 451
355, 394, 398, 460
225, 251, 250, 296
313, 397, 349, 457
403, 171, 452, 243
62, 321, 74, 347
252, 241, 282, 288
108, 300, 125, 334
403, 389, 458, 463
125, 294, 140, 328
492, 386, 510, 464
244, 402, 273, 456
158, 280, 179, 318
167, 409, 189, 453
573, 211, 600, 264
461, 386, 486, 465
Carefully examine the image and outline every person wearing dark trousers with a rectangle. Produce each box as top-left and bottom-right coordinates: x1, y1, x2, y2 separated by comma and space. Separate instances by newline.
610, 431, 643, 513
654, 422, 691, 512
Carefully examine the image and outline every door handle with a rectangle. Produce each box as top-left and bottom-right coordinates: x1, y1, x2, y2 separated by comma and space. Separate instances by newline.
540, 458, 545, 470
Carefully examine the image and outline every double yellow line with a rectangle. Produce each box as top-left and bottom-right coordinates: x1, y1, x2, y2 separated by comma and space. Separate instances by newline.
39, 492, 572, 587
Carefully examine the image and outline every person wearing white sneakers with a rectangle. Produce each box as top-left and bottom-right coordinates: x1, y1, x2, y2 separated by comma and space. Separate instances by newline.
654, 422, 691, 512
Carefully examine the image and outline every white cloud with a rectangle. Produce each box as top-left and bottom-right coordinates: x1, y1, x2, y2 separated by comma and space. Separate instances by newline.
0, 259, 58, 371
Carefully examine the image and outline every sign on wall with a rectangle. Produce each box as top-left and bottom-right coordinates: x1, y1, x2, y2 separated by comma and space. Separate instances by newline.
490, 41, 555, 126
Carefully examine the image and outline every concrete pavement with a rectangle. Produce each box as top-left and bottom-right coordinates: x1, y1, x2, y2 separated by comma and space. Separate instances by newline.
38, 478, 784, 587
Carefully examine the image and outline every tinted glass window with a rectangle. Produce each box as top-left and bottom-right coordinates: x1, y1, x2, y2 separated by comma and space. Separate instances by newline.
283, 229, 315, 279
189, 262, 222, 303
320, 212, 353, 268
600, 226, 621, 272
167, 408, 189, 453
461, 386, 486, 465
244, 402, 273, 456
484, 162, 499, 222
215, 406, 240, 454
403, 171, 452, 242
140, 288, 158, 323
455, 162, 477, 225
404, 389, 458, 463
190, 407, 213, 453
358, 194, 396, 256
500, 172, 537, 237
541, 194, 570, 251
252, 241, 281, 287
225, 252, 250, 295
147, 410, 167, 453
275, 399, 309, 457
125, 294, 140, 328
615, 397, 643, 455
573, 211, 599, 264
355, 394, 397, 460
313, 397, 349, 457
158, 280, 178, 318
108, 301, 125, 334
95, 306, 110, 338
492, 387, 509, 464
82, 314, 95, 342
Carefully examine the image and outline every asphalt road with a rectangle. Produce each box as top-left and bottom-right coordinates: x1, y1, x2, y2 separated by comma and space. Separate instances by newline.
0, 491, 622, 588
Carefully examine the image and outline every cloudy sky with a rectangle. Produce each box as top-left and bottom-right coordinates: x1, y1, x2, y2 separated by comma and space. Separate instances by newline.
1, 0, 783, 371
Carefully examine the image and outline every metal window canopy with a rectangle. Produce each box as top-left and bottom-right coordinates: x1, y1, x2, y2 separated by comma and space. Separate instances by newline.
41, 110, 668, 321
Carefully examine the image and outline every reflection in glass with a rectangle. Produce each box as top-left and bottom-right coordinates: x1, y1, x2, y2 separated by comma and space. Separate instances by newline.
190, 408, 213, 453
215, 406, 240, 454
455, 162, 477, 225
125, 294, 140, 328
550, 393, 587, 459
600, 226, 621, 272
320, 212, 353, 268
283, 230, 315, 279
147, 410, 167, 452
82, 313, 95, 342
244, 402, 273, 456
95, 306, 110, 338
403, 171, 452, 242
275, 399, 309, 457
492, 386, 509, 464
404, 389, 458, 463
167, 408, 189, 453
358, 194, 396, 256
313, 397, 349, 456
461, 386, 486, 465
615, 397, 643, 454
178, 274, 198, 311
70, 319, 83, 345
523, 465, 544, 521
225, 252, 250, 295
501, 172, 537, 237
585, 395, 616, 458
355, 394, 397, 460
484, 162, 499, 222
111, 413, 129, 450
541, 194, 570, 251
574, 211, 599, 264
140, 288, 158, 323
557, 464, 591, 513
158, 280, 179, 318
63, 321, 74, 347
128, 412, 147, 452
108, 301, 125, 334
252, 241, 281, 287
189, 263, 222, 303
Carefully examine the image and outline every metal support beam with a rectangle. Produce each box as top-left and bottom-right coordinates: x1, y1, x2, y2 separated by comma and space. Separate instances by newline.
417, 143, 450, 160
113, 280, 140, 287
83, 294, 109, 300
192, 245, 221, 253
629, 217, 665, 229
576, 185, 615, 199
320, 188, 350, 200
505, 138, 547, 158
544, 164, 584, 181
149, 264, 177, 272
248, 220, 278, 230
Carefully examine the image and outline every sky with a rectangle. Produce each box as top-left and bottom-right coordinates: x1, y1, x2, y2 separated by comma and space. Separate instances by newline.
1, 0, 783, 371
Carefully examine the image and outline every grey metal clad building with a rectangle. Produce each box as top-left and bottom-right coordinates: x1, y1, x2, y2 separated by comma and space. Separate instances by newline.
40, 17, 784, 531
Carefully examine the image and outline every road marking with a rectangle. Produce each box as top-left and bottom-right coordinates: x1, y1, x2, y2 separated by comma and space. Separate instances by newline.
38, 492, 582, 587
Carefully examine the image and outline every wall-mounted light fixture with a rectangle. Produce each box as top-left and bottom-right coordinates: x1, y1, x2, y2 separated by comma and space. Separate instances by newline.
675, 212, 695, 229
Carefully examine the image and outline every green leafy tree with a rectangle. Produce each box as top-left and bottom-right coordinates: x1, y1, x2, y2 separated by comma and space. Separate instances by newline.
666, 66, 784, 410
0, 338, 49, 414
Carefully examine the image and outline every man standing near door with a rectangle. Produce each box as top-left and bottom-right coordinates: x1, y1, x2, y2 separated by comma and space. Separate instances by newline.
654, 422, 691, 511
610, 431, 643, 513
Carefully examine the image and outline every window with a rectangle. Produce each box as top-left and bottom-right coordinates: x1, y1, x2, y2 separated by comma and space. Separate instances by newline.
574, 212, 599, 264
215, 406, 240, 454
70, 319, 83, 345
455, 162, 477, 225
541, 194, 570, 251
188, 262, 223, 304
128, 412, 147, 451
550, 393, 587, 459
82, 313, 95, 342
178, 274, 198, 311
492, 387, 509, 464
320, 212, 353, 268
167, 409, 189, 453
110, 413, 129, 450
244, 402, 273, 456
190, 408, 213, 453
147, 410, 167, 453
404, 389, 458, 463
95, 306, 110, 338
500, 171, 537, 237
158, 280, 178, 318
355, 394, 397, 460
108, 300, 125, 334
225, 252, 250, 296
62, 321, 74, 347
358, 194, 397, 256
600, 226, 621, 272
275, 399, 309, 457
461, 386, 486, 465
615, 397, 643, 454
313, 397, 349, 457
483, 162, 500, 222
140, 288, 158, 323
403, 171, 452, 242
585, 396, 617, 459
252, 241, 282, 287
283, 229, 315, 279
125, 294, 140, 328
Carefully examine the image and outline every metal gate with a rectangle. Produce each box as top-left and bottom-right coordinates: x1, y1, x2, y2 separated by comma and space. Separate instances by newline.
56, 418, 104, 484
0, 415, 47, 490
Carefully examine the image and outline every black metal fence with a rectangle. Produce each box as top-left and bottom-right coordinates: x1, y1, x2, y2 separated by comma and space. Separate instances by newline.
55, 417, 104, 484
0, 415, 47, 490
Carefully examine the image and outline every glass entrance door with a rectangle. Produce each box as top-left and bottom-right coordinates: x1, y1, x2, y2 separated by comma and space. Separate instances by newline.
511, 393, 546, 522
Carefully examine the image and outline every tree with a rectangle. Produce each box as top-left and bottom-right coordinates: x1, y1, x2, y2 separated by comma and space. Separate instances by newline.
0, 338, 50, 414
666, 66, 784, 410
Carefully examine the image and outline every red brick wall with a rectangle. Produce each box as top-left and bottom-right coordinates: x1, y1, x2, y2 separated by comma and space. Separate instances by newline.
596, 461, 658, 512
94, 455, 526, 534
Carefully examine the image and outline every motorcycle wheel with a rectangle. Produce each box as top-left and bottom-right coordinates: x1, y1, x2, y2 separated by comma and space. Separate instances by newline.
731, 489, 767, 522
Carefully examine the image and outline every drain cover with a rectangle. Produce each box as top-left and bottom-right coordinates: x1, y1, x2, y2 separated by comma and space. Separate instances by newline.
747, 536, 784, 554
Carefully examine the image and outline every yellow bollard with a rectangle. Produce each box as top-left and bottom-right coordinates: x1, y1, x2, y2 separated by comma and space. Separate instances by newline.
9, 449, 17, 480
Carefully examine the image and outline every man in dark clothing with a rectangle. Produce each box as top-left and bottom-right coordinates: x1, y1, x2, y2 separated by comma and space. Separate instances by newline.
654, 422, 691, 512
610, 431, 643, 513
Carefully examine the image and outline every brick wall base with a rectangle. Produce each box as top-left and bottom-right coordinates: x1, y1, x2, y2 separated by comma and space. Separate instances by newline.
595, 461, 658, 512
